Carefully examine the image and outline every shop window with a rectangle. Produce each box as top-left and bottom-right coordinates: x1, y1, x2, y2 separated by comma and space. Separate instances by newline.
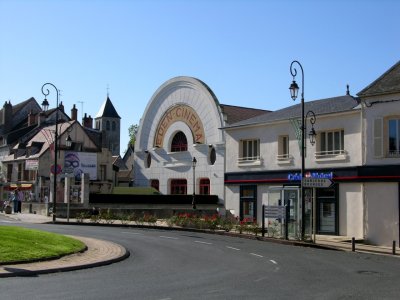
240, 185, 257, 221
171, 131, 188, 152
239, 139, 260, 163
316, 130, 344, 158
150, 179, 159, 191
199, 178, 210, 195
171, 179, 187, 194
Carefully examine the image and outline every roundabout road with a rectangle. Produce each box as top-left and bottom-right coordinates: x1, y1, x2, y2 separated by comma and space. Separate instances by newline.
1, 221, 400, 299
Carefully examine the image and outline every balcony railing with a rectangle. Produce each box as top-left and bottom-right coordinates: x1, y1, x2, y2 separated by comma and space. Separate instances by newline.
315, 149, 347, 160
388, 150, 400, 158
237, 156, 261, 166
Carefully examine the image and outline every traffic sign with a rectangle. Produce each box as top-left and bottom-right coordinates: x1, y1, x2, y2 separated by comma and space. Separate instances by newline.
302, 178, 333, 188
50, 164, 62, 175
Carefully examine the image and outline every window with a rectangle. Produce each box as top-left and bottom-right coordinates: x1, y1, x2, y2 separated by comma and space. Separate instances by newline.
199, 178, 210, 195
317, 130, 344, 157
17, 163, 23, 181
240, 185, 257, 221
145, 153, 151, 168
388, 119, 400, 156
100, 165, 107, 181
150, 179, 159, 191
171, 179, 187, 194
106, 121, 110, 130
171, 131, 188, 152
239, 139, 260, 162
209, 147, 216, 165
277, 135, 290, 161
7, 164, 12, 182
112, 121, 116, 131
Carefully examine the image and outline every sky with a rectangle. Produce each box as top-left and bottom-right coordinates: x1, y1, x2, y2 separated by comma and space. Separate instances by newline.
1, 0, 399, 156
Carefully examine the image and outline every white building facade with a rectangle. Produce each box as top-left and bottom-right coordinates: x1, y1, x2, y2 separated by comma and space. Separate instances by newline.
134, 77, 226, 206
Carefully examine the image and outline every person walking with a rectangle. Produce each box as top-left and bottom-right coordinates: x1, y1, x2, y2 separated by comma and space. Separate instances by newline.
17, 189, 23, 213
13, 189, 19, 213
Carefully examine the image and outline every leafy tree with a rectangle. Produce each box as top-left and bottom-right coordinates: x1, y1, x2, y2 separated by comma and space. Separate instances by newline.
128, 124, 139, 146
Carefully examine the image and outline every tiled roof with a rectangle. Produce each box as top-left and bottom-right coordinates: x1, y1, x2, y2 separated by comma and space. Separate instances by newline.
220, 104, 270, 124
95, 96, 121, 119
358, 61, 400, 97
224, 95, 360, 128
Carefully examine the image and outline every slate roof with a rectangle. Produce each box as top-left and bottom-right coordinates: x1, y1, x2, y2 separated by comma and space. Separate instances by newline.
95, 96, 121, 119
220, 104, 270, 124
224, 95, 360, 129
358, 61, 400, 97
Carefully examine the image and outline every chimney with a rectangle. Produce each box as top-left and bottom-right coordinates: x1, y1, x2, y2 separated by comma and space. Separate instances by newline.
59, 101, 64, 112
28, 110, 36, 126
71, 104, 78, 121
38, 111, 46, 126
82, 113, 93, 128
2, 101, 12, 133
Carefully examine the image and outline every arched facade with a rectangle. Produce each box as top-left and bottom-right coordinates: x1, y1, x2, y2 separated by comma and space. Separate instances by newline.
134, 76, 226, 205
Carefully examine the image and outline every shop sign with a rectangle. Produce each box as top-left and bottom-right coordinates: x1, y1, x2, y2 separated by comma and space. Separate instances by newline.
25, 160, 39, 170
288, 172, 333, 181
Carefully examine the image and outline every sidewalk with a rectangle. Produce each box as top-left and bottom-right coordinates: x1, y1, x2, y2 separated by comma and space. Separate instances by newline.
0, 213, 130, 277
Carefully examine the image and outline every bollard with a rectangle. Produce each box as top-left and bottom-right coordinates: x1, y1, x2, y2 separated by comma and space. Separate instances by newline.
393, 241, 396, 255
352, 237, 355, 252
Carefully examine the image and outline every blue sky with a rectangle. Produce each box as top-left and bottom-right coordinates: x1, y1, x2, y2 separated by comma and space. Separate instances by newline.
1, 0, 399, 155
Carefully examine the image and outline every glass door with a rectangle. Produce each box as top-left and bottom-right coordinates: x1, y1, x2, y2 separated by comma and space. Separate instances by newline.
240, 185, 257, 221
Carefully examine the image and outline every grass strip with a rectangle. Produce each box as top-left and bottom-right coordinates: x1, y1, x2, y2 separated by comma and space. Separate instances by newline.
0, 226, 86, 264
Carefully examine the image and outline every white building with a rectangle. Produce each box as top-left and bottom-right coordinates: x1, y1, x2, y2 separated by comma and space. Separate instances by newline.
134, 76, 267, 209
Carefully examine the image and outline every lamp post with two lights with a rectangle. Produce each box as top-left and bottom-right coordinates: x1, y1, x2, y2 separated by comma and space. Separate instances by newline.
41, 82, 72, 223
289, 61, 317, 240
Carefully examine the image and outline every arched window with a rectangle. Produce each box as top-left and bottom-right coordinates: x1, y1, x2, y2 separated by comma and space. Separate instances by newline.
209, 147, 216, 165
150, 179, 159, 191
171, 131, 188, 152
145, 153, 151, 168
199, 178, 210, 195
112, 121, 116, 131
171, 179, 187, 194
106, 121, 110, 130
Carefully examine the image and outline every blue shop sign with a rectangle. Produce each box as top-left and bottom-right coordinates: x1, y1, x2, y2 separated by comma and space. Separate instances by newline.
288, 172, 333, 181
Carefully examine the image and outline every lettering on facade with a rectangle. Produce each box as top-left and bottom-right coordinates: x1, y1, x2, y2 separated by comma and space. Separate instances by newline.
154, 104, 205, 147
288, 172, 333, 181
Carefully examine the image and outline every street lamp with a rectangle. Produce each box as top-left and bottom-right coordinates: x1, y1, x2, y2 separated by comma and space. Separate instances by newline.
289, 61, 317, 240
41, 82, 60, 223
192, 157, 197, 210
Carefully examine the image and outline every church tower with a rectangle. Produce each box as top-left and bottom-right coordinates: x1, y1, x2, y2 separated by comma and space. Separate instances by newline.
95, 96, 121, 155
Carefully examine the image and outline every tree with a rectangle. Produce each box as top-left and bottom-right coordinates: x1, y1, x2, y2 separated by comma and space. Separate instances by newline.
128, 124, 139, 147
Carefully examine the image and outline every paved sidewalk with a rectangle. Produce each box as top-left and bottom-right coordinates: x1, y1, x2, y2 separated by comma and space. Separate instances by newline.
0, 213, 130, 277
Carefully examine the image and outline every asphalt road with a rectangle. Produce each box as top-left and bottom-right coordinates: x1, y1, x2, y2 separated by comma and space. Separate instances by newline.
1, 218, 400, 300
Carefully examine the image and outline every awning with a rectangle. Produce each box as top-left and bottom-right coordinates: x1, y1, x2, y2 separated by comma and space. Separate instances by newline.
4, 184, 33, 191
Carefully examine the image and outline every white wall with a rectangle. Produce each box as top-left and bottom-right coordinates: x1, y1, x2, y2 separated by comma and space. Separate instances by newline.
364, 182, 399, 246
339, 183, 363, 238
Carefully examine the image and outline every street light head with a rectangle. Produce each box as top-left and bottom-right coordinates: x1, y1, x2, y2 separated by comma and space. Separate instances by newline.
65, 134, 72, 148
309, 127, 316, 146
289, 80, 299, 101
41, 98, 50, 112
192, 156, 197, 167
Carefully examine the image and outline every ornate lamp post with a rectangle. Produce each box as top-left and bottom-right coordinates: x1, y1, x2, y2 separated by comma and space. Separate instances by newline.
289, 61, 317, 240
41, 82, 60, 223
192, 157, 197, 209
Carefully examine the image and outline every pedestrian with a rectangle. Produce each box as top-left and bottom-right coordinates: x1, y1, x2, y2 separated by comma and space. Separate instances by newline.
18, 189, 23, 213
13, 189, 19, 213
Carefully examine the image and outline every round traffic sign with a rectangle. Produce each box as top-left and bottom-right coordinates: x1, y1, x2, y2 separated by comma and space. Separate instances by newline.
50, 164, 62, 175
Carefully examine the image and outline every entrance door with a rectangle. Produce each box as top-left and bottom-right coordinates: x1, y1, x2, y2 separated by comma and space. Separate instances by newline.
317, 188, 337, 234
240, 185, 257, 221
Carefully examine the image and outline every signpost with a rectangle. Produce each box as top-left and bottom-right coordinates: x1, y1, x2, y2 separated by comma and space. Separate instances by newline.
302, 178, 333, 188
50, 164, 62, 175
262, 205, 288, 238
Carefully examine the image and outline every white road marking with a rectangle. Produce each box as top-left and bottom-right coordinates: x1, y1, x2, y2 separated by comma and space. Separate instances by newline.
121, 231, 143, 235
250, 253, 264, 258
194, 240, 212, 245
254, 276, 268, 282
270, 259, 278, 264
226, 246, 241, 251
159, 236, 179, 240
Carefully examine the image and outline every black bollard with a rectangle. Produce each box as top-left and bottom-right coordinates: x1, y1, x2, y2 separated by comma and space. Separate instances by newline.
352, 237, 355, 252
393, 241, 396, 255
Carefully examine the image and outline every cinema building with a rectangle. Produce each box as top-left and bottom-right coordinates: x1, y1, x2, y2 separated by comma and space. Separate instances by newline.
133, 76, 267, 210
